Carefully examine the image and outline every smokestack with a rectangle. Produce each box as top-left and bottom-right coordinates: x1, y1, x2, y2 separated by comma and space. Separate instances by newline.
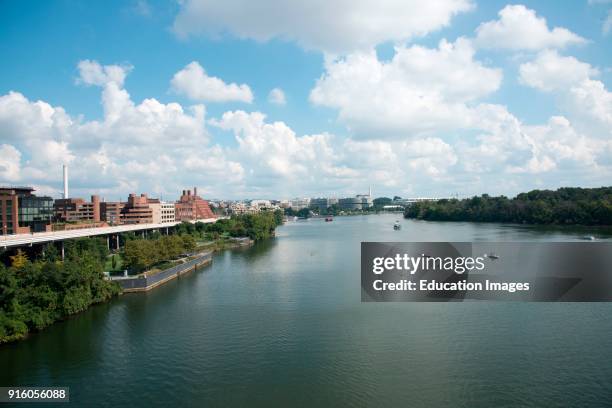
194, 186, 197, 197
63, 165, 69, 199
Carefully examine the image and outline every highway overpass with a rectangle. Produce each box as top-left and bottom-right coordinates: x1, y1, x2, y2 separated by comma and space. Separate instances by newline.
0, 218, 222, 249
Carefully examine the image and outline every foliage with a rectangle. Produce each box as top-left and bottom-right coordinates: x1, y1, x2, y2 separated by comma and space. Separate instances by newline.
284, 207, 311, 218
192, 210, 283, 241
404, 187, 612, 225
9, 249, 28, 268
0, 248, 121, 344
373, 197, 392, 208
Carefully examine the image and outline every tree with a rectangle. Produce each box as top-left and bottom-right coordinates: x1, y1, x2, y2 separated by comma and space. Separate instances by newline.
10, 249, 28, 269
404, 186, 612, 226
373, 197, 392, 208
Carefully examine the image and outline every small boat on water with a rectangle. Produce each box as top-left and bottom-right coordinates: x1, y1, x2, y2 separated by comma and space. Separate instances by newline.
484, 253, 499, 260
393, 221, 401, 230
325, 216, 333, 222
582, 235, 595, 241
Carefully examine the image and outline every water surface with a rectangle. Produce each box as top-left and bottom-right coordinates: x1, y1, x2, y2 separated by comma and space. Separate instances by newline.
2, 214, 612, 407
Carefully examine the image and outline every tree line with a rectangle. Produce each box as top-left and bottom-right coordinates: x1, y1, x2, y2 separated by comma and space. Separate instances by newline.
404, 187, 612, 225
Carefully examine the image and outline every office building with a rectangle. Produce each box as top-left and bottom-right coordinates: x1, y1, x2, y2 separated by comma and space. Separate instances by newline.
54, 195, 101, 223
150, 202, 176, 224
0, 186, 53, 234
101, 201, 126, 225
121, 193, 155, 224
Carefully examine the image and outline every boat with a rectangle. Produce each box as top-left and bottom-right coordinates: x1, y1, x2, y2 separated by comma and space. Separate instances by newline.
484, 253, 499, 260
393, 221, 401, 230
581, 235, 595, 241
325, 216, 333, 222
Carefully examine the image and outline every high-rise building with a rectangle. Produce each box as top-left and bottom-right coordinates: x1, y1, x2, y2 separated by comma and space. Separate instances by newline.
175, 188, 215, 221
0, 186, 53, 234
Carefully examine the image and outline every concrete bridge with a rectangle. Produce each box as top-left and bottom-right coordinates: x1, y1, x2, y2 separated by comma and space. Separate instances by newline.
0, 218, 223, 251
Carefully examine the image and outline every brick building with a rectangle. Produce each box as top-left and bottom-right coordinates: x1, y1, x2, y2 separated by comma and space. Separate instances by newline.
101, 201, 126, 225
175, 187, 215, 221
0, 186, 53, 234
54, 195, 101, 223
121, 193, 156, 224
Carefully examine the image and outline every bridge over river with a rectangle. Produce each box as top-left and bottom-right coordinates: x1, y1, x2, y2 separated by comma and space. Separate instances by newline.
0, 218, 223, 255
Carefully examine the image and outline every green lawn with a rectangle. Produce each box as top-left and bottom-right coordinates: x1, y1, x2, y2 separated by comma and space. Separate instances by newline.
104, 254, 124, 272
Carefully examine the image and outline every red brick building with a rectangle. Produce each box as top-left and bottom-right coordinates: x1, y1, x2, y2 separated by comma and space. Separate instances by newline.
175, 187, 215, 221
121, 193, 158, 224
101, 201, 126, 225
54, 195, 101, 223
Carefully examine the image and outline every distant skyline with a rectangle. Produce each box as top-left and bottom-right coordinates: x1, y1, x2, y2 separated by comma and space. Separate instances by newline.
0, 0, 611, 200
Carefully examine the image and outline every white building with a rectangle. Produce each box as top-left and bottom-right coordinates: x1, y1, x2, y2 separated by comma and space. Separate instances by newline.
150, 202, 176, 224
290, 198, 310, 210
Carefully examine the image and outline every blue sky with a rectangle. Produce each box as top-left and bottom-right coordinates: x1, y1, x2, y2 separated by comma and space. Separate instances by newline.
0, 0, 611, 200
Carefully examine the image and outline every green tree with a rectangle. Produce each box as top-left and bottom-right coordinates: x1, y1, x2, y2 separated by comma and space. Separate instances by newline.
10, 249, 28, 269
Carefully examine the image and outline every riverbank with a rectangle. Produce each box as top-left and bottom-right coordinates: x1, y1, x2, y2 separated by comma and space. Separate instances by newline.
0, 212, 282, 344
404, 186, 612, 226
112, 237, 254, 293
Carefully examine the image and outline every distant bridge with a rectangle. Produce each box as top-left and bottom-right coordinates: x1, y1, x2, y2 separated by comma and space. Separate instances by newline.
0, 218, 222, 250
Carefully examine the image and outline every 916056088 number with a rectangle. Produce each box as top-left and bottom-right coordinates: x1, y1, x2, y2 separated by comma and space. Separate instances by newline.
0, 387, 69, 402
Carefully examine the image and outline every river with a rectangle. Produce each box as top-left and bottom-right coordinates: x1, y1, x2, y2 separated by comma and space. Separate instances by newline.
2, 214, 612, 407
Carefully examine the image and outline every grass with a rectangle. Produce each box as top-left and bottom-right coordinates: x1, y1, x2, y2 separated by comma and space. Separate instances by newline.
104, 254, 124, 272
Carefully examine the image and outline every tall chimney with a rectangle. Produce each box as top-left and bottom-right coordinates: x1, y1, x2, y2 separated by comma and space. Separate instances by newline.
63, 164, 69, 199
194, 186, 197, 197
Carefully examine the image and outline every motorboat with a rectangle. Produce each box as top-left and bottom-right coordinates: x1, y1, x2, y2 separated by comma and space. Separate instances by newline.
393, 221, 401, 230
325, 216, 333, 222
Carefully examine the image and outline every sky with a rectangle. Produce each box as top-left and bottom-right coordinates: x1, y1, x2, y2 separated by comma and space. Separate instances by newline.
0, 0, 610, 201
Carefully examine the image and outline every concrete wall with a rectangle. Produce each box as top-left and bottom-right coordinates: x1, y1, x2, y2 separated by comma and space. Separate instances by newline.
115, 252, 213, 292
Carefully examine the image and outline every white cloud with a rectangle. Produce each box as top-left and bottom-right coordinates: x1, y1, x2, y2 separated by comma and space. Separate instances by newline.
310, 38, 502, 138
0, 144, 21, 182
519, 51, 612, 138
0, 61, 245, 199
603, 10, 612, 35
1, 56, 610, 199
475, 5, 586, 50
77, 59, 132, 87
211, 110, 337, 180
519, 50, 599, 92
268, 88, 286, 105
172, 0, 473, 53
171, 61, 253, 103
